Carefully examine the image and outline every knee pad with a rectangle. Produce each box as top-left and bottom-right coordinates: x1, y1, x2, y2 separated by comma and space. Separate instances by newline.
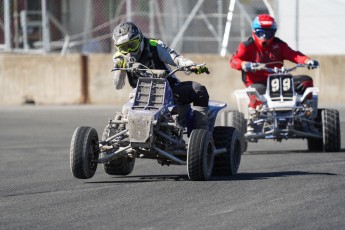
194, 85, 209, 107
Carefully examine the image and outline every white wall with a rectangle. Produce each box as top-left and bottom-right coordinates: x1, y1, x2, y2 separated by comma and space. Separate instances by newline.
276, 0, 345, 55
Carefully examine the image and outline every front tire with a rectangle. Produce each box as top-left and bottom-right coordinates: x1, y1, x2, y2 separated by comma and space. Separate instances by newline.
322, 109, 341, 152
70, 126, 99, 179
187, 129, 214, 181
212, 126, 242, 176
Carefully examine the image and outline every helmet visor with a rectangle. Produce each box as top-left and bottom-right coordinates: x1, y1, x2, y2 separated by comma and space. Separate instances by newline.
254, 29, 276, 40
117, 38, 141, 53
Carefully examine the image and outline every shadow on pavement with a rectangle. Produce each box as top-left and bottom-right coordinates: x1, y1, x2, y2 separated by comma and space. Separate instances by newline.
226, 171, 337, 181
85, 174, 189, 184
245, 149, 345, 155
85, 170, 338, 184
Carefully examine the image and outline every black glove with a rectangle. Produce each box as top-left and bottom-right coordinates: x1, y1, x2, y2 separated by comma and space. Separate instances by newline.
306, 59, 320, 69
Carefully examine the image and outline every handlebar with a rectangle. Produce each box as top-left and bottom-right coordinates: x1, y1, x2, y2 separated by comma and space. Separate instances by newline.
111, 62, 207, 78
169, 63, 208, 76
251, 62, 312, 74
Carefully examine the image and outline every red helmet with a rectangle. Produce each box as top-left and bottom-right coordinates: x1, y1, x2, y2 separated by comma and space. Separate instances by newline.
251, 14, 277, 49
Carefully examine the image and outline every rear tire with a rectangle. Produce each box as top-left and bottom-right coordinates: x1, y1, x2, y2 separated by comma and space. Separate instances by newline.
322, 109, 341, 152
212, 126, 242, 176
70, 126, 99, 179
307, 138, 323, 151
187, 129, 214, 181
227, 110, 247, 152
102, 113, 135, 176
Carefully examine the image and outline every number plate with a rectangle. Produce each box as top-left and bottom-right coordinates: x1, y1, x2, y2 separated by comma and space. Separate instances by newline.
268, 75, 293, 98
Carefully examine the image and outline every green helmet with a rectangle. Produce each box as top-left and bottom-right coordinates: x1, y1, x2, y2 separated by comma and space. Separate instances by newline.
112, 22, 144, 60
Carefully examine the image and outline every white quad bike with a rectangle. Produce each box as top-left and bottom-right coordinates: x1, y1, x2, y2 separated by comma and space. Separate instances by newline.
229, 62, 341, 152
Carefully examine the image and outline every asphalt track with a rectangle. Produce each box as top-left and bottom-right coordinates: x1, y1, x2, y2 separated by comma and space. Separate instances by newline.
1, 105, 345, 230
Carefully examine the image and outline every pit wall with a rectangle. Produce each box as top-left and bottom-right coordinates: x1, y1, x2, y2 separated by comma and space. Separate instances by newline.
0, 54, 344, 107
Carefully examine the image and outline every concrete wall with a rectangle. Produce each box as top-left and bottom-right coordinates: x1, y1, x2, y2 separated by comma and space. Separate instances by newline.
0, 54, 83, 105
0, 54, 344, 106
87, 54, 133, 105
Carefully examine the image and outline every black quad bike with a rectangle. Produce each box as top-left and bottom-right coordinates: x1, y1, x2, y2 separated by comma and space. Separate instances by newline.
70, 63, 243, 181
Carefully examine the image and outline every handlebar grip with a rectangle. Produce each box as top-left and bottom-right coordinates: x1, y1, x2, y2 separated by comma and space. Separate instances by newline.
249, 63, 266, 72
256, 63, 267, 70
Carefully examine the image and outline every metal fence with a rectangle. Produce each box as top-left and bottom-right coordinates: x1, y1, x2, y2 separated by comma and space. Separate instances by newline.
0, 0, 273, 55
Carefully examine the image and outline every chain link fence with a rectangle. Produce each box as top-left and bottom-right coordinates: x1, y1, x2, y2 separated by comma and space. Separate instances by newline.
0, 0, 272, 55
0, 0, 6, 50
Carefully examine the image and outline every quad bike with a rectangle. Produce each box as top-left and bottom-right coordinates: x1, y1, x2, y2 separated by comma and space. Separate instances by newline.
229, 62, 341, 152
70, 62, 242, 181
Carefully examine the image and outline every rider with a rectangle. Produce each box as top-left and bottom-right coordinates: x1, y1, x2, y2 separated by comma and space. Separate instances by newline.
112, 22, 210, 130
230, 14, 320, 110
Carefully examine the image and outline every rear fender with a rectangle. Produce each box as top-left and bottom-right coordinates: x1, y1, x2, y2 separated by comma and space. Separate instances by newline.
234, 89, 249, 118
234, 88, 265, 119
209, 100, 227, 120
186, 100, 227, 135
208, 100, 227, 132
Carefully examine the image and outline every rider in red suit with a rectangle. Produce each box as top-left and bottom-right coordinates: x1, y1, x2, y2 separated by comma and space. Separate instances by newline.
230, 14, 319, 109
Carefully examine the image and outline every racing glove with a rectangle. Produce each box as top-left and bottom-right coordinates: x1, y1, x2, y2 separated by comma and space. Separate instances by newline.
305, 59, 320, 70
114, 56, 127, 69
191, 66, 210, 75
242, 62, 254, 72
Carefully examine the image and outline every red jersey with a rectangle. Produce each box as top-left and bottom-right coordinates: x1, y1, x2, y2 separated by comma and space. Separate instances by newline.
230, 37, 310, 86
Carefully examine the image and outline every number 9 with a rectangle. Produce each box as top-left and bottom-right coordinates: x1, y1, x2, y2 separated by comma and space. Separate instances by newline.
271, 78, 279, 92
283, 78, 291, 91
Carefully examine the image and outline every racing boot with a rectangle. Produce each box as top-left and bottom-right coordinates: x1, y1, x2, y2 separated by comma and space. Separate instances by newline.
246, 119, 255, 135
192, 106, 209, 130
174, 104, 191, 127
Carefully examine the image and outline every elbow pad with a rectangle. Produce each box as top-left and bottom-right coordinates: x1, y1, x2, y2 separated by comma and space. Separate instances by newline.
113, 71, 126, 90
175, 55, 195, 67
